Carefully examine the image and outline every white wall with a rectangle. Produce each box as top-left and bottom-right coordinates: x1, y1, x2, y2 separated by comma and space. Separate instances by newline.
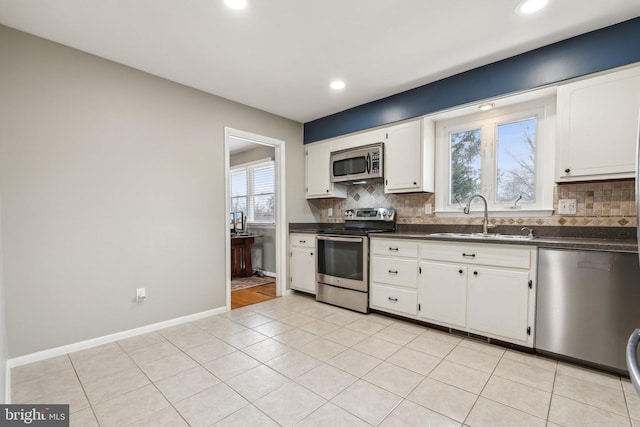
0, 25, 312, 358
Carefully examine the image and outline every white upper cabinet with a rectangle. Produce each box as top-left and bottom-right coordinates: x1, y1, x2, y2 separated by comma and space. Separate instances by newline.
384, 119, 435, 194
556, 65, 640, 182
305, 140, 346, 199
304, 118, 434, 198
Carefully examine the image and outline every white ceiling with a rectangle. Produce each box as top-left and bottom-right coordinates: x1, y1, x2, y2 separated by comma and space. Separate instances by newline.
1, 1, 639, 123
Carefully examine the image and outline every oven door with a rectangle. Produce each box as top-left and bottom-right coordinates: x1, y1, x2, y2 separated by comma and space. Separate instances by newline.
316, 235, 368, 292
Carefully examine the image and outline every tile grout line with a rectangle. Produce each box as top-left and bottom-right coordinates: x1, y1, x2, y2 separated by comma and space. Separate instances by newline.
66, 352, 103, 427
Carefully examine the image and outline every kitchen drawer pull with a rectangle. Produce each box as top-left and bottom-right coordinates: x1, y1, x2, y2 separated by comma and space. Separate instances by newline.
473, 271, 478, 276
388, 270, 398, 274
458, 269, 464, 274
462, 253, 476, 258
388, 297, 398, 302
299, 240, 306, 244
388, 247, 399, 252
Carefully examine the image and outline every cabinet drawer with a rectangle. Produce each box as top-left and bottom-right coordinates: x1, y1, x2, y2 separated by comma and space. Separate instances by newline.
371, 284, 417, 316
371, 256, 418, 288
290, 233, 315, 249
371, 238, 418, 258
420, 241, 531, 269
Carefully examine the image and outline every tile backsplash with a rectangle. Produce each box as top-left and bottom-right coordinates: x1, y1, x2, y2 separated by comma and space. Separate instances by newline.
315, 179, 636, 227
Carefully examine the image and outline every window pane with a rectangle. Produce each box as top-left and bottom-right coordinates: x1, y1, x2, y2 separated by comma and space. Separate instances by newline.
496, 118, 536, 203
231, 196, 247, 213
231, 172, 247, 197
253, 165, 274, 195
253, 194, 275, 221
450, 129, 481, 205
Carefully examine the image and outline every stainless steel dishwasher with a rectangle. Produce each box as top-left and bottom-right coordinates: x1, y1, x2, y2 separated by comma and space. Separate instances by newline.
536, 248, 640, 374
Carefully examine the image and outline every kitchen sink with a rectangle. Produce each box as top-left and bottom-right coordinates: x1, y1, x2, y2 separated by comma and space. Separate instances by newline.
427, 232, 534, 240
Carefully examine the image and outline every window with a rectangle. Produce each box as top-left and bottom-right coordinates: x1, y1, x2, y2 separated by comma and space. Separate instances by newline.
435, 97, 555, 215
230, 158, 275, 223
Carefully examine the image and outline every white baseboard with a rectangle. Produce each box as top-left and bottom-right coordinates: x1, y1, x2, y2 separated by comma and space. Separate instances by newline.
7, 306, 228, 369
263, 271, 276, 278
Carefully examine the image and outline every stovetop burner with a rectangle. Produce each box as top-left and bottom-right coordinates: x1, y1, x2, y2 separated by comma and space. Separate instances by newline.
317, 207, 396, 235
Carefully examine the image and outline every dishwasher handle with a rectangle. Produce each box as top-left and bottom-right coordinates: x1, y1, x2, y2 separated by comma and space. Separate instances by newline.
626, 328, 640, 394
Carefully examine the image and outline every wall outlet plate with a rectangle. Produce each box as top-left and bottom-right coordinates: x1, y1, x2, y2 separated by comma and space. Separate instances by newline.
558, 199, 577, 215
328, 207, 333, 217
424, 203, 432, 215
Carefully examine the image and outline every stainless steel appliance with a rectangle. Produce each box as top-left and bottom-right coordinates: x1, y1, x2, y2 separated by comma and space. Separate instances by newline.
629, 112, 640, 393
330, 143, 384, 184
316, 208, 395, 313
537, 248, 640, 374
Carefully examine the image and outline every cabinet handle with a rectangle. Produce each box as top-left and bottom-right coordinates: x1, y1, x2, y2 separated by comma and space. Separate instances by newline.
299, 240, 306, 244
564, 168, 571, 174
326, 189, 330, 193
310, 252, 313, 256
473, 271, 478, 276
389, 247, 399, 252
458, 269, 463, 274
388, 297, 398, 302
388, 270, 398, 275
462, 253, 476, 258
413, 181, 417, 185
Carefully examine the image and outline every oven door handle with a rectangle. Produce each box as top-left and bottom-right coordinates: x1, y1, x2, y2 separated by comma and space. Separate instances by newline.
317, 235, 364, 243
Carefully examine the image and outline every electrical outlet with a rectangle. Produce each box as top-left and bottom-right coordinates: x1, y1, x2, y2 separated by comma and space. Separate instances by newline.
424, 203, 432, 215
558, 199, 577, 215
328, 207, 333, 217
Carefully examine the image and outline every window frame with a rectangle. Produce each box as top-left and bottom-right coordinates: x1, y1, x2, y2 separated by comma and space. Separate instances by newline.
434, 96, 555, 216
230, 157, 276, 225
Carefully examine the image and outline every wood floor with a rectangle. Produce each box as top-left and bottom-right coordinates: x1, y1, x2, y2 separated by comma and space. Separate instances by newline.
231, 281, 277, 309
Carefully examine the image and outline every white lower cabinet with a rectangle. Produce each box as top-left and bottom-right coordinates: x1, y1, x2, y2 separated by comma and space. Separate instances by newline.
289, 233, 316, 294
467, 266, 530, 343
418, 261, 467, 329
369, 238, 418, 317
371, 237, 537, 347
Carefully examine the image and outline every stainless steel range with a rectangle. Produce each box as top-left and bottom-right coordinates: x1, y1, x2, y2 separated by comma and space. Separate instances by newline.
315, 208, 396, 313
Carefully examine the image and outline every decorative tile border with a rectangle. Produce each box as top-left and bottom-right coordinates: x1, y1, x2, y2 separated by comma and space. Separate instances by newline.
314, 180, 636, 227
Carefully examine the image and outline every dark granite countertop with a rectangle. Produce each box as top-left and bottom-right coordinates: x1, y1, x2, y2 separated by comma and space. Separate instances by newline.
289, 223, 638, 252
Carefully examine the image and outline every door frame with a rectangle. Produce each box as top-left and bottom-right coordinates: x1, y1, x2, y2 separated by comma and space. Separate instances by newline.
224, 127, 287, 310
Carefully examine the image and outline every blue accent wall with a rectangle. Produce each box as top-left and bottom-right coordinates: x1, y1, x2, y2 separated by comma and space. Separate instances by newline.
304, 17, 640, 143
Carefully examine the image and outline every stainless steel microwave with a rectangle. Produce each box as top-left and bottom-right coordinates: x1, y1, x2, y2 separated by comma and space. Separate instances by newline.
330, 143, 384, 184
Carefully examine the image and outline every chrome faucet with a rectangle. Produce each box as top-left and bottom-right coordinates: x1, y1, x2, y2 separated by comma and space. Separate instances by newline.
463, 193, 494, 235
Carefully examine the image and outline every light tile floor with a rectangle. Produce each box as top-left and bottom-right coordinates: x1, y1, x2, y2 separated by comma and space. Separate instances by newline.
10, 292, 640, 426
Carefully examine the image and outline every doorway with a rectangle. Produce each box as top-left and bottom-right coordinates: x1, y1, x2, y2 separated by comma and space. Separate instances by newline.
224, 128, 287, 310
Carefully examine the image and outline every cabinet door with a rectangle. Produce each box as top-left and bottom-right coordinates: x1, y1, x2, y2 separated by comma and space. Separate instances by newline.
418, 261, 467, 328
290, 247, 316, 294
467, 266, 530, 342
384, 120, 423, 193
305, 141, 346, 199
556, 66, 640, 181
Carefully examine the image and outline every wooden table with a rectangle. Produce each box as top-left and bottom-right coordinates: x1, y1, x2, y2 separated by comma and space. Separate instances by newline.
231, 234, 261, 277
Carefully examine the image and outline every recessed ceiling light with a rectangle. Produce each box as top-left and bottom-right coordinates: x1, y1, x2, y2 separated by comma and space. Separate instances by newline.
330, 80, 346, 90
479, 103, 494, 111
515, 0, 548, 15
224, 0, 247, 10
